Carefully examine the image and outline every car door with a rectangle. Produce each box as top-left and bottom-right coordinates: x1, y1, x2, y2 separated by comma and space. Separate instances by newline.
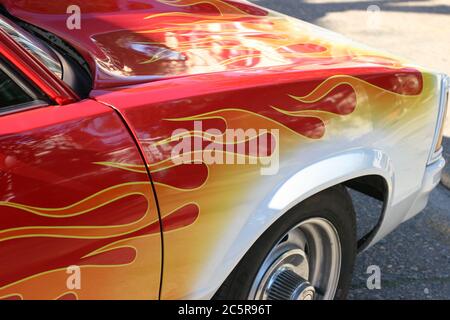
0, 53, 161, 299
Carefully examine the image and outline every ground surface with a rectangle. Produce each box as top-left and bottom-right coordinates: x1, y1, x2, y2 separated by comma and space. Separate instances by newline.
250, 0, 450, 299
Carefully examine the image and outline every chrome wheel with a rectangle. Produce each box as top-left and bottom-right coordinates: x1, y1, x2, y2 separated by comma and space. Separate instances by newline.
248, 218, 341, 300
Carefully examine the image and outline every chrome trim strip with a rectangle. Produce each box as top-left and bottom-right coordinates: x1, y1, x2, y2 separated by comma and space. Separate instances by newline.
428, 74, 449, 164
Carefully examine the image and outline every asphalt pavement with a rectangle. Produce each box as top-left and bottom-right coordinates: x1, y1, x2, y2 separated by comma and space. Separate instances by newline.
349, 186, 450, 299
249, 0, 450, 299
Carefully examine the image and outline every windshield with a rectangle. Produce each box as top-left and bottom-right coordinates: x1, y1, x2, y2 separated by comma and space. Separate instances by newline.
0, 16, 63, 79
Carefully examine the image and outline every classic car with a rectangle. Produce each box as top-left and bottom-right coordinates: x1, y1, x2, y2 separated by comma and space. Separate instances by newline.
0, 0, 447, 300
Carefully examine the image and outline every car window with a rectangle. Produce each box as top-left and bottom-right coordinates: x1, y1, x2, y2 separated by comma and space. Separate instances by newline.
0, 66, 33, 109
0, 16, 63, 79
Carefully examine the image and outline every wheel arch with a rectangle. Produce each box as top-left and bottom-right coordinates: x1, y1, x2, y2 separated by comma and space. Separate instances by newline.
203, 148, 394, 299
344, 174, 389, 251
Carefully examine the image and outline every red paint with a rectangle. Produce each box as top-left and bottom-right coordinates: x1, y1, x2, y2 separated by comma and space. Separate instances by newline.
57, 293, 77, 300
0, 0, 427, 299
0, 100, 161, 295
161, 203, 199, 232
93, 66, 387, 165
0, 0, 422, 91
152, 163, 209, 189
1, 295, 22, 300
79, 247, 137, 266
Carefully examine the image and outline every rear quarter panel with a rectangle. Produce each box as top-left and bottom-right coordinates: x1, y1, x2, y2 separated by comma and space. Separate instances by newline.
93, 66, 440, 299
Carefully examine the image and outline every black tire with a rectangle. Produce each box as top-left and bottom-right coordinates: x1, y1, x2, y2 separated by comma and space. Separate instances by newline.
214, 185, 356, 300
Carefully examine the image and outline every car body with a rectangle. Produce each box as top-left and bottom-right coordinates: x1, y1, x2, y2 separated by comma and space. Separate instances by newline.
0, 0, 447, 300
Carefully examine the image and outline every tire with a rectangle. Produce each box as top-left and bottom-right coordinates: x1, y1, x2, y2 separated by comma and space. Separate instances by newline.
214, 185, 356, 300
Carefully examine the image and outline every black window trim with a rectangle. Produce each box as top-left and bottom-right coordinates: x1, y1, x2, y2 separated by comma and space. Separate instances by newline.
0, 55, 50, 116
0, 6, 93, 99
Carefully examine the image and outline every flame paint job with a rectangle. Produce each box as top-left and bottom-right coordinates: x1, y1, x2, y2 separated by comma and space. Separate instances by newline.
93, 66, 438, 298
1, 0, 416, 89
0, 101, 163, 300
0, 0, 444, 300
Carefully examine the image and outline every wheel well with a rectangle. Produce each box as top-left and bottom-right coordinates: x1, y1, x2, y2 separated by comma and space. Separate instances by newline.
343, 175, 388, 251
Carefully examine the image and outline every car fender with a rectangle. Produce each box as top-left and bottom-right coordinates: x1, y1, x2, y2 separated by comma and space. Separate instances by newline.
193, 148, 394, 299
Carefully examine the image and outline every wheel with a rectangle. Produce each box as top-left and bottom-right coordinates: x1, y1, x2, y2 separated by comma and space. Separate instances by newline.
214, 185, 356, 300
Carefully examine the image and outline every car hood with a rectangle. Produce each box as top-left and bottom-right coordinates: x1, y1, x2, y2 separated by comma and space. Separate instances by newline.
1, 0, 415, 89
